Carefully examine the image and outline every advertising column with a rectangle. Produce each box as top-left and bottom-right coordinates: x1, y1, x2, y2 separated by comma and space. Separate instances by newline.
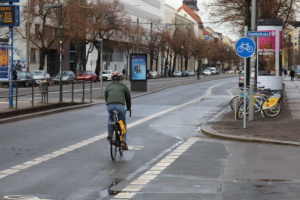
130, 53, 147, 91
257, 19, 283, 90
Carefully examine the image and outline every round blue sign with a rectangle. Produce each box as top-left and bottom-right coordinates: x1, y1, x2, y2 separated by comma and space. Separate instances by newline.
235, 37, 255, 58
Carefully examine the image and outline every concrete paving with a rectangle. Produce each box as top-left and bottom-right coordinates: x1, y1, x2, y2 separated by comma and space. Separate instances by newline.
200, 76, 300, 146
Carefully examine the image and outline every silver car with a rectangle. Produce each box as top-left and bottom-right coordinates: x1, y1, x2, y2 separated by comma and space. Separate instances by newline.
173, 71, 182, 77
202, 69, 212, 76
148, 70, 158, 79
53, 71, 76, 84
32, 70, 51, 85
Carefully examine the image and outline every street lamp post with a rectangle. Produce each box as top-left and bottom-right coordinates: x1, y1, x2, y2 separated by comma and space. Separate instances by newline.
44, 4, 63, 102
181, 46, 184, 71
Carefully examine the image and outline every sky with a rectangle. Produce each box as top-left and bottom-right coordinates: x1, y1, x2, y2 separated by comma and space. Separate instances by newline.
164, 0, 239, 40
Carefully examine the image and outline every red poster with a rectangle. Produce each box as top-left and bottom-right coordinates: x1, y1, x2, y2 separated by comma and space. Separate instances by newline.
258, 30, 276, 76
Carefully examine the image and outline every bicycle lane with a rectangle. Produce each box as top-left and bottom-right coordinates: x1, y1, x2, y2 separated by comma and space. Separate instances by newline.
101, 82, 236, 200
0, 79, 237, 200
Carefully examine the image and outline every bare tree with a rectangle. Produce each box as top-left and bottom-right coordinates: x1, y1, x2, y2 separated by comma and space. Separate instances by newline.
182, 29, 196, 70
143, 20, 162, 71
118, 18, 145, 74
64, 0, 90, 74
204, 0, 300, 36
17, 0, 65, 71
83, 0, 126, 78
192, 38, 210, 72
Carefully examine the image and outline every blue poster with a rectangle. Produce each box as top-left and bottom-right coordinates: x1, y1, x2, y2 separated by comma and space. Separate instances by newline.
0, 43, 9, 81
130, 54, 147, 81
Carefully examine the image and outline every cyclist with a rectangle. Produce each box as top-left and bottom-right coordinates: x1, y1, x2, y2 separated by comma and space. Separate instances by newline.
105, 72, 131, 150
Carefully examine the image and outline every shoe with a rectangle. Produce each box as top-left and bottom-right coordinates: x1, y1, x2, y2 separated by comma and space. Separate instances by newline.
121, 142, 129, 150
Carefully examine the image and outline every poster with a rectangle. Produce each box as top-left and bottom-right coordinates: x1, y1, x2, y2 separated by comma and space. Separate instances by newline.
257, 30, 276, 76
130, 54, 147, 81
0, 43, 8, 81
257, 19, 283, 90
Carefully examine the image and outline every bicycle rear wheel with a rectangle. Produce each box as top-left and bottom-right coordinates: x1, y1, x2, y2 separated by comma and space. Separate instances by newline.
110, 130, 118, 161
263, 102, 281, 117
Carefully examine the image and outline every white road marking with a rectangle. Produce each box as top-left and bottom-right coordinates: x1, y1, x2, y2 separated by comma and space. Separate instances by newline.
112, 137, 199, 199
0, 83, 226, 180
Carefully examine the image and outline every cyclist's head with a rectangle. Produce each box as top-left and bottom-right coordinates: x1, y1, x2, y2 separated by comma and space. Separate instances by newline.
112, 72, 122, 81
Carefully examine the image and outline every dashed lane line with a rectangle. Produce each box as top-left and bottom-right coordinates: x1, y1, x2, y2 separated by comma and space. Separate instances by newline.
0, 82, 226, 180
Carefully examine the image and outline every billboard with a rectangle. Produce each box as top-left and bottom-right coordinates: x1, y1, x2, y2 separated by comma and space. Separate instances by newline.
130, 54, 147, 81
257, 30, 276, 76
257, 19, 283, 90
0, 43, 8, 81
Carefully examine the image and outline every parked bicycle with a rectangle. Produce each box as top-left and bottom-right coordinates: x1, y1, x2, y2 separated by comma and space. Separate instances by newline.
236, 89, 282, 119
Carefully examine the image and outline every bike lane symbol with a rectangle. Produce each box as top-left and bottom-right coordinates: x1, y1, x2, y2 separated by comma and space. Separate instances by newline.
235, 37, 255, 58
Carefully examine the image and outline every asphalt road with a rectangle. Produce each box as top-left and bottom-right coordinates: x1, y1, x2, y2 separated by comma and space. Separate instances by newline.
1, 76, 300, 200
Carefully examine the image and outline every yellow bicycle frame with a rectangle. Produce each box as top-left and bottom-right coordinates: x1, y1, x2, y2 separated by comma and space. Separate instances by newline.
262, 97, 280, 110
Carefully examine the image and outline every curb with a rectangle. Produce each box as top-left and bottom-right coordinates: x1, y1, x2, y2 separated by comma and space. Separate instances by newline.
200, 118, 300, 147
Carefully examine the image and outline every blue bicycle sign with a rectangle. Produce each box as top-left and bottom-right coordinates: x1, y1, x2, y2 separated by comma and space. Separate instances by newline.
235, 37, 255, 58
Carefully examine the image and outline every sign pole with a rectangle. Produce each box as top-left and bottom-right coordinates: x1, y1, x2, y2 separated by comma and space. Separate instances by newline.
8, 22, 14, 108
235, 32, 255, 129
243, 26, 247, 128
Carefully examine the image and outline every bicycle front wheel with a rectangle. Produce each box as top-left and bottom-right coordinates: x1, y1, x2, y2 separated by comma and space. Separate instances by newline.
263, 102, 281, 117
237, 101, 249, 120
110, 130, 118, 161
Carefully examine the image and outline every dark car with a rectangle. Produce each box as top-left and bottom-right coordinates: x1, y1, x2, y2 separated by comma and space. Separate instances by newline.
181, 70, 190, 77
16, 71, 34, 87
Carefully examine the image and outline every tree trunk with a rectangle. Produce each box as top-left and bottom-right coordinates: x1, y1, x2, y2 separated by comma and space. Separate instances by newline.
95, 50, 100, 80
39, 47, 47, 71
172, 53, 178, 73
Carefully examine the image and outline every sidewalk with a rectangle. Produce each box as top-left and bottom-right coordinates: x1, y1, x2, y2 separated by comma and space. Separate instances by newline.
201, 76, 300, 146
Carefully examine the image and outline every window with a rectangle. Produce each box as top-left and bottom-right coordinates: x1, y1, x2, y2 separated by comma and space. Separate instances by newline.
35, 24, 40, 37
30, 48, 37, 62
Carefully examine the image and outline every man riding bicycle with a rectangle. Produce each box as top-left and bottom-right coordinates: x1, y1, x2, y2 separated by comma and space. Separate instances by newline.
105, 72, 131, 150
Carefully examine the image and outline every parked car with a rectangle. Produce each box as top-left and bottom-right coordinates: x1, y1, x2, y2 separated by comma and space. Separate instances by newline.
181, 70, 190, 77
238, 71, 255, 87
16, 71, 34, 87
100, 70, 113, 81
226, 69, 234, 74
53, 71, 76, 84
173, 71, 182, 77
209, 67, 216, 75
202, 68, 212, 76
188, 70, 195, 76
148, 70, 158, 79
76, 71, 97, 82
32, 70, 50, 85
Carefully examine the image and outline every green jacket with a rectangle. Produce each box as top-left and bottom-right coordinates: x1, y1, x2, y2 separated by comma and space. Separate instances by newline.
105, 81, 131, 110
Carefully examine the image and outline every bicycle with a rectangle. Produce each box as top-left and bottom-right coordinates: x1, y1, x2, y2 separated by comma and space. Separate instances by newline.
236, 89, 282, 119
109, 110, 131, 161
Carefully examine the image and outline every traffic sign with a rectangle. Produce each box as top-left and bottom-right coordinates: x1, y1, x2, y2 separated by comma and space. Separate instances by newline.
247, 31, 270, 37
0, 5, 19, 26
0, 0, 20, 2
235, 37, 255, 58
